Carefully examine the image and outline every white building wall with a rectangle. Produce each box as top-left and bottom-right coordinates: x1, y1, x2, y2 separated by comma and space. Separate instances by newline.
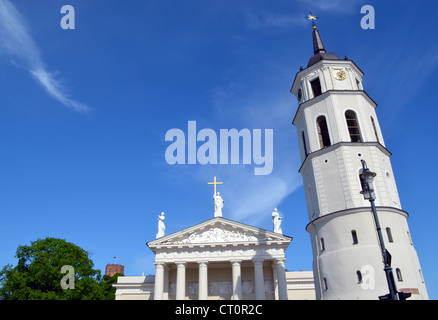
114, 271, 316, 300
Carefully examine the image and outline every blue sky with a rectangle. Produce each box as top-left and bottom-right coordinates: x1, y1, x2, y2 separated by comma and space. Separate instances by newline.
0, 0, 437, 299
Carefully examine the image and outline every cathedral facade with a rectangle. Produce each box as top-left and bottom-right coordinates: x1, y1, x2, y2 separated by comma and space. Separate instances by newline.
114, 216, 315, 300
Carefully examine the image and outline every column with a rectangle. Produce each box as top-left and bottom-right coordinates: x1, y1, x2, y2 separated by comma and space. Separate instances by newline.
275, 258, 288, 300
153, 262, 165, 300
231, 260, 242, 300
271, 262, 278, 299
303, 78, 311, 101
176, 262, 186, 300
253, 259, 265, 300
163, 265, 169, 300
198, 261, 208, 300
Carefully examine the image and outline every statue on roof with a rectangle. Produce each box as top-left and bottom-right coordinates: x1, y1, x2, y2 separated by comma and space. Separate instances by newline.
213, 192, 224, 218
208, 176, 224, 218
272, 208, 283, 234
156, 212, 166, 239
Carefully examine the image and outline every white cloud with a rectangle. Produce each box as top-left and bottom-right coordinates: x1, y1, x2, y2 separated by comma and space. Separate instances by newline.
195, 78, 303, 224
225, 168, 301, 223
0, 0, 91, 113
30, 67, 91, 114
192, 161, 301, 227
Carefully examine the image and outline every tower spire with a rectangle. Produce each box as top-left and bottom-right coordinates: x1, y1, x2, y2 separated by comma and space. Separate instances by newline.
306, 23, 339, 67
312, 27, 326, 55
306, 11, 325, 54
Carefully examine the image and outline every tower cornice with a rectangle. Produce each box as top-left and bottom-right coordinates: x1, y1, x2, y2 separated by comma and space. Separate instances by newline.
305, 206, 409, 233
292, 89, 378, 126
291, 59, 365, 97
297, 141, 392, 173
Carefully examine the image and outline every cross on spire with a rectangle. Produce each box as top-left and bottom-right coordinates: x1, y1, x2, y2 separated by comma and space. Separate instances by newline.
306, 11, 320, 28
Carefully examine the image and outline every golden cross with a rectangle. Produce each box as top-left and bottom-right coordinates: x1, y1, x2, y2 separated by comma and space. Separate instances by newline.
208, 176, 223, 211
306, 11, 320, 28
208, 176, 223, 195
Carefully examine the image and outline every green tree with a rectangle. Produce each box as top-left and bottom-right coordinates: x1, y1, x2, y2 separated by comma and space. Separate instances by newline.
101, 273, 123, 300
0, 237, 115, 300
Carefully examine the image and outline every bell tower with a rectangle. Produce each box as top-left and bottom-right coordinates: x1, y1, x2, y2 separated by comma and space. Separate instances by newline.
290, 26, 428, 299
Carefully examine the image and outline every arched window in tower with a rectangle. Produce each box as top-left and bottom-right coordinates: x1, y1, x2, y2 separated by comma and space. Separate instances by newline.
302, 131, 308, 156
370, 116, 380, 143
356, 270, 363, 284
407, 231, 413, 245
345, 110, 362, 142
320, 237, 325, 252
308, 186, 315, 218
385, 172, 398, 206
310, 77, 322, 98
386, 227, 394, 243
316, 116, 331, 148
351, 230, 359, 244
396, 268, 403, 282
419, 269, 425, 283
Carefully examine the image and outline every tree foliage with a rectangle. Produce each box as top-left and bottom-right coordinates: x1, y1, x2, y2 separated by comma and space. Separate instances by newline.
0, 237, 119, 300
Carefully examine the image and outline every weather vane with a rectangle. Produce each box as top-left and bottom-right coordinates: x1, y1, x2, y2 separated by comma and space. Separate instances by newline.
306, 11, 320, 28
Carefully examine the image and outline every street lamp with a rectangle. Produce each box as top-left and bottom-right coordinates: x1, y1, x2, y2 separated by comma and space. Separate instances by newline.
360, 160, 399, 300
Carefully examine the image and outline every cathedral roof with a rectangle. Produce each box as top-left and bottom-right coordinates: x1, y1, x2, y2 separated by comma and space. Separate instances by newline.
147, 217, 292, 252
307, 27, 339, 67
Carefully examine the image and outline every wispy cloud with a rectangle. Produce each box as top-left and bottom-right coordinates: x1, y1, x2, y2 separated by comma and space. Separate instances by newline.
198, 75, 303, 225
0, 0, 91, 113
190, 162, 301, 227
297, 0, 363, 13
245, 12, 307, 30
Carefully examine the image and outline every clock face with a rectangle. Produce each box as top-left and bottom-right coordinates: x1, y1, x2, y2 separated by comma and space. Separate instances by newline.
333, 69, 347, 81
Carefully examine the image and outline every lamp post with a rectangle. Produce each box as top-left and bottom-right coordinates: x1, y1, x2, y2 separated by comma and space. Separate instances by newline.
360, 160, 399, 300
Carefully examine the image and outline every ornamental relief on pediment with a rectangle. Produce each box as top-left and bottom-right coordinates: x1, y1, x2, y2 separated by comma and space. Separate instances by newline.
166, 227, 262, 245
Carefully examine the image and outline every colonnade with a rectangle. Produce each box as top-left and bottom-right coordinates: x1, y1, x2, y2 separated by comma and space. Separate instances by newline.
153, 258, 288, 300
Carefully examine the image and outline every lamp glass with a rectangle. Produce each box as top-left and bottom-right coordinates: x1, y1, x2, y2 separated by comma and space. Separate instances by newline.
361, 169, 376, 184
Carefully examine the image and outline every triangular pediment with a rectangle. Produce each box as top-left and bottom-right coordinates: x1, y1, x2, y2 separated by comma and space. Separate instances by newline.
147, 217, 291, 250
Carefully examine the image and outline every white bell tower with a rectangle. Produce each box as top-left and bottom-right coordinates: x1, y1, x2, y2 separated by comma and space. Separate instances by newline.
290, 26, 428, 300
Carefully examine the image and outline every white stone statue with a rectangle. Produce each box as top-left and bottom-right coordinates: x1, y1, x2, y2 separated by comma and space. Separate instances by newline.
156, 212, 166, 239
213, 192, 224, 217
272, 208, 283, 234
